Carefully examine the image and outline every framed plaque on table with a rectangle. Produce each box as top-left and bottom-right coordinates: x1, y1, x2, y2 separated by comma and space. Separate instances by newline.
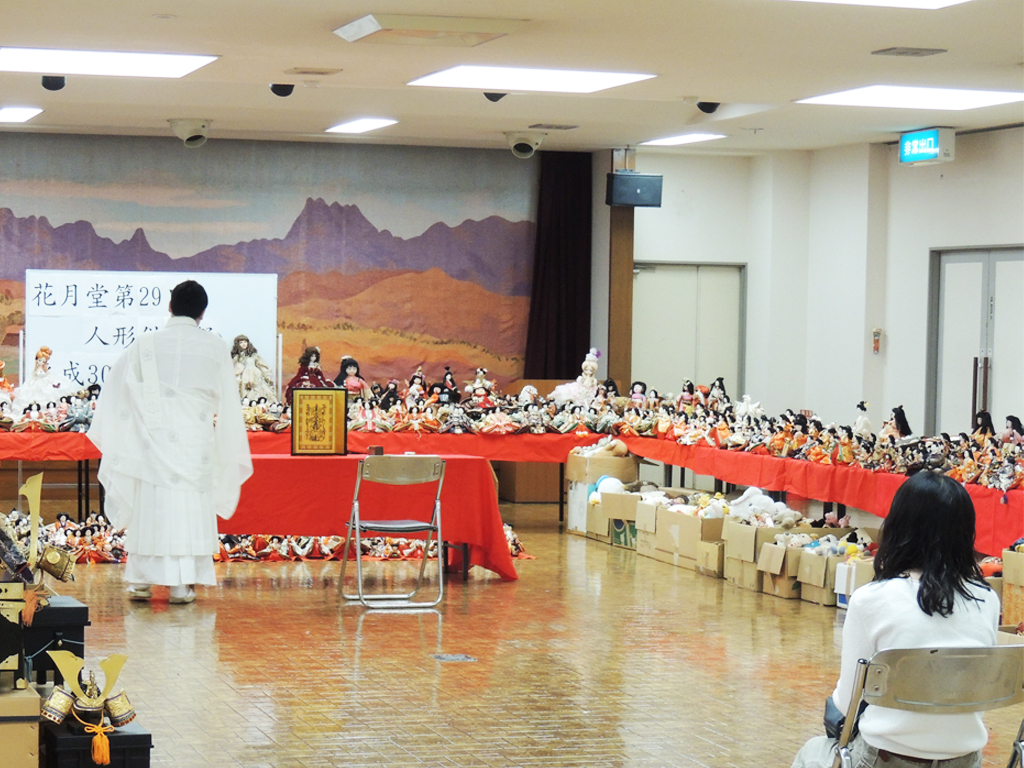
291, 389, 347, 455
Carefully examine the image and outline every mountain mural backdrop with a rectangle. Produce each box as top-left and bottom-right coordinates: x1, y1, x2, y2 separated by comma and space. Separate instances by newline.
0, 134, 538, 391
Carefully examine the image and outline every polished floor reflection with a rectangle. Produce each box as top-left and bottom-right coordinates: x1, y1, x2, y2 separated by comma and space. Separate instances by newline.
53, 503, 1020, 767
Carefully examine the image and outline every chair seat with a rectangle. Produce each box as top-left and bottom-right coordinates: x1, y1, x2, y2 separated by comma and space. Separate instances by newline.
351, 519, 438, 534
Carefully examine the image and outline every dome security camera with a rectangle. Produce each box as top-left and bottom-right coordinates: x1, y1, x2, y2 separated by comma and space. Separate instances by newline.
696, 101, 720, 114
504, 131, 545, 159
169, 118, 212, 148
270, 83, 295, 97
42, 75, 66, 91
484, 92, 507, 103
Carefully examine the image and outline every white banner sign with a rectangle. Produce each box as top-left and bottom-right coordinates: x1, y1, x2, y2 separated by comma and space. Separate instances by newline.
25, 269, 278, 391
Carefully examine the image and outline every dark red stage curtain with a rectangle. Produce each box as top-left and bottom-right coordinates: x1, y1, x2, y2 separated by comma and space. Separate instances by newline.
523, 151, 593, 378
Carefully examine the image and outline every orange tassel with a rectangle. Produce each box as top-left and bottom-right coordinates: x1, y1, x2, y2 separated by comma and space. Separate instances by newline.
21, 589, 39, 627
91, 727, 112, 765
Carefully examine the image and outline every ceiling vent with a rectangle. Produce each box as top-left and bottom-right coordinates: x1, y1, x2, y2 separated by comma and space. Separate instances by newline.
871, 47, 947, 57
529, 123, 578, 131
334, 15, 527, 47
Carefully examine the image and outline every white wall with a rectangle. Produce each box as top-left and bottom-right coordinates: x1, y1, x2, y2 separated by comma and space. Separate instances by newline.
883, 128, 1024, 429
602, 126, 1024, 432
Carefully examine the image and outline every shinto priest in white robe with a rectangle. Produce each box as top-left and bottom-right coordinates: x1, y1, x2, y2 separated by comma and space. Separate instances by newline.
88, 316, 253, 586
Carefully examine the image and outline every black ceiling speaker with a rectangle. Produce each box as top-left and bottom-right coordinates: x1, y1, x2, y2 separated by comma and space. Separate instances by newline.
42, 75, 66, 91
696, 101, 720, 114
484, 92, 507, 102
605, 172, 663, 208
270, 83, 295, 97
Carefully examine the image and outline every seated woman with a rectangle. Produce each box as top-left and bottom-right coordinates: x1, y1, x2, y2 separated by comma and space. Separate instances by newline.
791, 470, 999, 768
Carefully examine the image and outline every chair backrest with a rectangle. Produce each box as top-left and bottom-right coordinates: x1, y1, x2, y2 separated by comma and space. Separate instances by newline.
860, 646, 1024, 714
359, 455, 444, 487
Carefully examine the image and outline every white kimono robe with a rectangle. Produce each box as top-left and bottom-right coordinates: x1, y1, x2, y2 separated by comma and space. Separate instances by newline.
88, 316, 253, 586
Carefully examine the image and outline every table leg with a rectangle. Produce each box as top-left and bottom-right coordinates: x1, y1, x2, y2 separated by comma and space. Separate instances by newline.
663, 463, 674, 487
558, 463, 565, 523
83, 459, 90, 520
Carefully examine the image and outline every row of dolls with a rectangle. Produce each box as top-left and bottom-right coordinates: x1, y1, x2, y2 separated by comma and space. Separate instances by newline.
214, 524, 527, 562
0, 390, 99, 433
3, 510, 126, 565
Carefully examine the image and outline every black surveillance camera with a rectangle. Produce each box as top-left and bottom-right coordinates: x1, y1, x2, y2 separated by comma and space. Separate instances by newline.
42, 75, 66, 91
484, 92, 507, 103
270, 83, 295, 97
696, 101, 720, 114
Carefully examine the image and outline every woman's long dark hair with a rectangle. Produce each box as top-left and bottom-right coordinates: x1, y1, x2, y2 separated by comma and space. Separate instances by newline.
873, 470, 987, 617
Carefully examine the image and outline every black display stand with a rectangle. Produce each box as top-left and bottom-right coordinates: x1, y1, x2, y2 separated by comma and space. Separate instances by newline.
41, 720, 152, 768
23, 596, 89, 685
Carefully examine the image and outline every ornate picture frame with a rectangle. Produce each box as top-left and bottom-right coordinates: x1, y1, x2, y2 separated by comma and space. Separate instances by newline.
291, 389, 348, 455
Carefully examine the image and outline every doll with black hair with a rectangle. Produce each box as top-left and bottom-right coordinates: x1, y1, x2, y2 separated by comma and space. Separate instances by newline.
853, 400, 872, 439
971, 410, 996, 442
1001, 415, 1024, 446
378, 380, 401, 413
879, 405, 912, 440
335, 356, 372, 400
439, 367, 461, 405
629, 381, 647, 405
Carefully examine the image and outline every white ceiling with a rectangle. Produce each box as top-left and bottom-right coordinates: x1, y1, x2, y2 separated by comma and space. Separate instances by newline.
0, 0, 1022, 154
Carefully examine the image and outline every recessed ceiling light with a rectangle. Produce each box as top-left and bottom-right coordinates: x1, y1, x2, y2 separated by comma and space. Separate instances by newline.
798, 85, 1024, 110
326, 118, 398, 134
0, 47, 216, 78
409, 65, 655, 94
0, 107, 42, 123
641, 133, 726, 146
774, 0, 972, 9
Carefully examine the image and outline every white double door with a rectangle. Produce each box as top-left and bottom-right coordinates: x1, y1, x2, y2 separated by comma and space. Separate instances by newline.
631, 263, 744, 400
935, 249, 1023, 436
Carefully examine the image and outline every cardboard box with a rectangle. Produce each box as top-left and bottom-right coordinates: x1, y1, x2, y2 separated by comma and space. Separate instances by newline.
798, 553, 844, 606
1002, 550, 1024, 626
635, 502, 658, 534
566, 483, 591, 535
0, 686, 40, 768
834, 560, 875, 599
997, 625, 1024, 645
565, 454, 640, 485
495, 461, 561, 503
757, 543, 803, 579
637, 530, 657, 558
724, 556, 761, 591
656, 508, 724, 560
763, 572, 801, 599
724, 556, 743, 585
586, 502, 611, 543
696, 540, 724, 578
602, 492, 640, 521
610, 519, 637, 549
722, 520, 786, 563
651, 548, 695, 570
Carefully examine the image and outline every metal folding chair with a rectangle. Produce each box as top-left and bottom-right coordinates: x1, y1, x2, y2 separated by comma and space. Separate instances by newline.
1010, 717, 1024, 768
832, 646, 1024, 768
339, 455, 446, 608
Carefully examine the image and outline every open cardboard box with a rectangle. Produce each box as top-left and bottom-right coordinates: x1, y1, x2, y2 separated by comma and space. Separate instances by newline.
1001, 549, 1024, 626
565, 453, 641, 485
602, 492, 641, 521
798, 552, 844, 606
724, 556, 763, 592
757, 542, 803, 599
636, 501, 658, 534
656, 507, 724, 562
696, 540, 724, 578
586, 502, 611, 543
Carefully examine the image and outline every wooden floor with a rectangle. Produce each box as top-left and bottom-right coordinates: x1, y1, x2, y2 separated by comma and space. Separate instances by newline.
47, 503, 1021, 768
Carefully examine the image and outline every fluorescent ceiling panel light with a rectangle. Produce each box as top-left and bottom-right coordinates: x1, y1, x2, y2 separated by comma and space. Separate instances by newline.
409, 65, 655, 94
641, 133, 726, 146
0, 107, 43, 123
0, 47, 216, 78
774, 0, 972, 8
335, 15, 526, 47
798, 85, 1024, 110
326, 118, 398, 134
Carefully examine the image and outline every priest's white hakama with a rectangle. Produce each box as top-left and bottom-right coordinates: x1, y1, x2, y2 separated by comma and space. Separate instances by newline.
88, 316, 253, 587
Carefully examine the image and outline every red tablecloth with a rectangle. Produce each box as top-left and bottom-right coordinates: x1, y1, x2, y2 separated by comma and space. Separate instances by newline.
223, 454, 517, 581
618, 438, 1022, 557
247, 430, 601, 462
2, 431, 1019, 557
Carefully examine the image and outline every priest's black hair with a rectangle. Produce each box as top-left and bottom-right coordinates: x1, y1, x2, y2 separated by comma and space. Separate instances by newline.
170, 279, 209, 320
